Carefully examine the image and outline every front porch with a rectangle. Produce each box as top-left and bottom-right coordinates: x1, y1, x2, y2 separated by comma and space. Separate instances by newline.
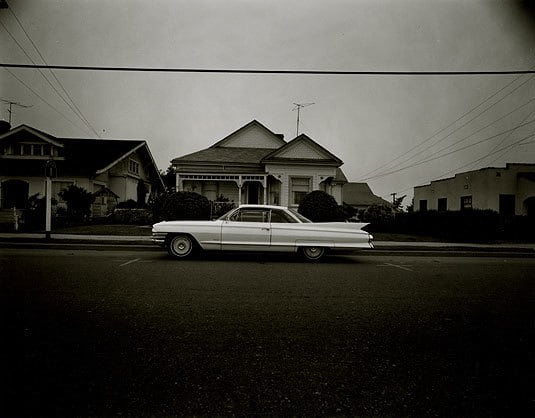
176, 173, 281, 206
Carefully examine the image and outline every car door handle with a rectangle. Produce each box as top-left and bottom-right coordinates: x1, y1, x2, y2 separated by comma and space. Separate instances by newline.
261, 227, 270, 231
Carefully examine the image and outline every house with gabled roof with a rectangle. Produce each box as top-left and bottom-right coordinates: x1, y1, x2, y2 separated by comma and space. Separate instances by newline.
171, 120, 347, 207
0, 123, 164, 217
342, 182, 392, 211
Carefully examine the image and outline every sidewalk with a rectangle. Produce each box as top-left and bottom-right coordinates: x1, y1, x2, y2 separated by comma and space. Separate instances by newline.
1, 232, 534, 253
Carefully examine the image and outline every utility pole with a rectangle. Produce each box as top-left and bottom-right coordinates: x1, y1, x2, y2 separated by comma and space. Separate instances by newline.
1, 99, 32, 124
390, 192, 397, 205
292, 102, 315, 136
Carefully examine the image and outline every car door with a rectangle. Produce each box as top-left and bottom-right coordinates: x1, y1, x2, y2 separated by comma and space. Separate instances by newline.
221, 208, 271, 251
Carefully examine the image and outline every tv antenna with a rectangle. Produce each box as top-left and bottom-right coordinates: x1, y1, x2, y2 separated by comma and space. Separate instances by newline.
1, 99, 32, 124
292, 102, 315, 136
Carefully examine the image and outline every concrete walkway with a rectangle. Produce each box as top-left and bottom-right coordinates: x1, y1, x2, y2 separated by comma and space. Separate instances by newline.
1, 232, 534, 252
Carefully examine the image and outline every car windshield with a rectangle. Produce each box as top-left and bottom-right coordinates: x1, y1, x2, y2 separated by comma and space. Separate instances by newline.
217, 208, 238, 220
288, 208, 312, 223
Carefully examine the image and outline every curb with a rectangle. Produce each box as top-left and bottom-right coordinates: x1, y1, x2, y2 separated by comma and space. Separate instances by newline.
1, 236, 534, 256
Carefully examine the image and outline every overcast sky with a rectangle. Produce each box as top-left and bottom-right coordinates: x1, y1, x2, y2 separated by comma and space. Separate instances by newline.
1, 0, 534, 203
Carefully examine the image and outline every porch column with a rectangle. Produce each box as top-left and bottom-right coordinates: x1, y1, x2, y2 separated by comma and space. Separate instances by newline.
263, 175, 267, 204
238, 175, 243, 206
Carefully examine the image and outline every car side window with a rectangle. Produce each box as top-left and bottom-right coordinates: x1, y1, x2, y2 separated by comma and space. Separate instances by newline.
270, 209, 297, 223
229, 209, 269, 222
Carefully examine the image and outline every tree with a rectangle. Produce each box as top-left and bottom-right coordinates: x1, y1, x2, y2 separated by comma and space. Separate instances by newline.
298, 190, 345, 222
393, 194, 406, 212
58, 185, 95, 221
160, 164, 176, 191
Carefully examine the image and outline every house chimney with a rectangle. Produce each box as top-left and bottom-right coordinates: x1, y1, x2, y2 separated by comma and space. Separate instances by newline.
0, 120, 11, 134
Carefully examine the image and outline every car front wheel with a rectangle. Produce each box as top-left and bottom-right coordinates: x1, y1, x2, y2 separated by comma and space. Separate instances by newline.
167, 234, 195, 259
300, 246, 326, 261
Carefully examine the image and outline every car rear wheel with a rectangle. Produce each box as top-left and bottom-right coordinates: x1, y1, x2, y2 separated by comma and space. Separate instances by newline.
167, 234, 195, 259
300, 246, 326, 261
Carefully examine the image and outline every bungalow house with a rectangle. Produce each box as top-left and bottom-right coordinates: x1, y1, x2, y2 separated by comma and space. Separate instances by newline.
0, 123, 164, 218
171, 120, 347, 208
413, 163, 535, 216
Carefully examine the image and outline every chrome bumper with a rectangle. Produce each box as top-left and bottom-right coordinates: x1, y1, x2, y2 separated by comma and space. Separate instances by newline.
151, 232, 167, 246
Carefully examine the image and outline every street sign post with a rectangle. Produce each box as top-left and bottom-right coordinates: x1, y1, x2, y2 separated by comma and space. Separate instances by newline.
44, 160, 57, 239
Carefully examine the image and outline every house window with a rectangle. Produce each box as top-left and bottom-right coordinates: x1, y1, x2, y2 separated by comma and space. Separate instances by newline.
461, 195, 472, 210
437, 198, 447, 212
32, 144, 43, 156
22, 144, 32, 155
290, 177, 311, 205
499, 194, 515, 217
419, 200, 428, 212
129, 159, 140, 175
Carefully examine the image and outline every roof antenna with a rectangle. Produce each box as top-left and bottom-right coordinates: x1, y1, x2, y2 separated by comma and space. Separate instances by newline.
1, 98, 32, 124
292, 102, 315, 136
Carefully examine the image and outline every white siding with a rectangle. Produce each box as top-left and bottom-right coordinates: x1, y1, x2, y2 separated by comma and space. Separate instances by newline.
266, 164, 338, 207
276, 141, 327, 159
219, 124, 282, 149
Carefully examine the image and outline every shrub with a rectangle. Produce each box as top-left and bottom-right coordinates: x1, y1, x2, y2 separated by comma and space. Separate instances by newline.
298, 190, 346, 222
58, 185, 95, 222
152, 191, 211, 221
360, 204, 395, 227
22, 193, 47, 230
113, 208, 153, 224
116, 199, 139, 209
211, 194, 236, 219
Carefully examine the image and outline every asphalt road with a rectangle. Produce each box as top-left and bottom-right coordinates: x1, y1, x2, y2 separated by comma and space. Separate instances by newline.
1, 248, 534, 416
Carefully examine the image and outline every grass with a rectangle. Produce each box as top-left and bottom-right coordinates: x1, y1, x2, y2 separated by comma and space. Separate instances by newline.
51, 224, 152, 236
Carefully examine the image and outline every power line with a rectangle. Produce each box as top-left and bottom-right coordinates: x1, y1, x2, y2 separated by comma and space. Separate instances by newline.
373, 95, 535, 178
383, 134, 535, 201
1, 63, 535, 75
3, 67, 93, 132
360, 120, 535, 182
357, 73, 535, 180
5, 6, 101, 137
0, 17, 95, 135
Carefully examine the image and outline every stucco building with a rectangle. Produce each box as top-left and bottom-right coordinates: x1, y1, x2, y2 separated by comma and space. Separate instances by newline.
171, 120, 347, 208
413, 163, 535, 216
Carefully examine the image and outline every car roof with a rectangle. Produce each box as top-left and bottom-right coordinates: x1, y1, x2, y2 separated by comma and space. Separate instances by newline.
238, 204, 289, 210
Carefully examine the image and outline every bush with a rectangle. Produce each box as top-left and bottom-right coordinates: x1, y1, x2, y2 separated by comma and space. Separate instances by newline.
113, 208, 153, 224
152, 191, 211, 222
22, 193, 47, 230
211, 194, 236, 219
366, 209, 517, 242
359, 204, 395, 227
298, 190, 346, 222
116, 199, 140, 209
58, 185, 95, 222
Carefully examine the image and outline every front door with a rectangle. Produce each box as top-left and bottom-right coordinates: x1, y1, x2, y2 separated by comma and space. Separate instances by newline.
247, 182, 260, 204
221, 207, 271, 250
1, 180, 29, 209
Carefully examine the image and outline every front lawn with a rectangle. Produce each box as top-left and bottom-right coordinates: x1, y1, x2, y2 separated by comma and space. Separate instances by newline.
51, 224, 152, 236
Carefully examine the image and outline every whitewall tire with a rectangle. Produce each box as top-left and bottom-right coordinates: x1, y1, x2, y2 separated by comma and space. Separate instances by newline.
167, 235, 195, 259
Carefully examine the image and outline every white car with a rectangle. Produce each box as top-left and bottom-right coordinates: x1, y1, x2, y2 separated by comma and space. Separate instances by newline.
152, 204, 373, 261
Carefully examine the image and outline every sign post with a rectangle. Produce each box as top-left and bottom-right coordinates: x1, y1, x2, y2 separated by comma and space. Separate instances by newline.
45, 160, 57, 240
